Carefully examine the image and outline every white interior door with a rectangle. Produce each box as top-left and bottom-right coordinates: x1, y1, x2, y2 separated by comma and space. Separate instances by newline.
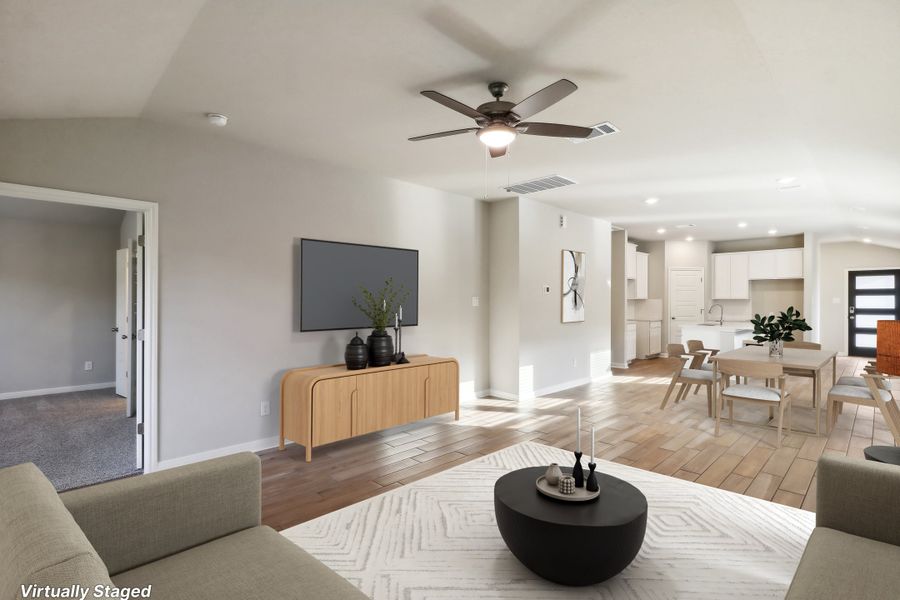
115, 248, 131, 398
134, 234, 145, 470
668, 268, 705, 346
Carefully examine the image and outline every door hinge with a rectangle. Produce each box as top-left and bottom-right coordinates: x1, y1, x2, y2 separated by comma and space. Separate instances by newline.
137, 329, 146, 341
137, 422, 144, 435
138, 234, 145, 247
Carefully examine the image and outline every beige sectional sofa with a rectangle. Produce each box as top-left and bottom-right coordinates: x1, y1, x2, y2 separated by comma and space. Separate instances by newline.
786, 454, 900, 600
0, 453, 367, 600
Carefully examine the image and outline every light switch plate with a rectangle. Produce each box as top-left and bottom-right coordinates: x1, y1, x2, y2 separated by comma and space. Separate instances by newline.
472, 296, 479, 307
260, 401, 270, 417
543, 285, 551, 294
84, 361, 93, 371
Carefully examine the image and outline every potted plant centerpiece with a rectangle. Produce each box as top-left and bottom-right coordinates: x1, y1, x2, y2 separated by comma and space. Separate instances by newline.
750, 306, 812, 357
352, 278, 409, 367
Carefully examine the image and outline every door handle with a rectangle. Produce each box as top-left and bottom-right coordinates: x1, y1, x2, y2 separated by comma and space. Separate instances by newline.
121, 334, 128, 340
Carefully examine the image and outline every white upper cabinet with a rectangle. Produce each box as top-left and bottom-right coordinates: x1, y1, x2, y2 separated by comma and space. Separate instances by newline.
748, 251, 776, 280
715, 247, 803, 298
625, 243, 638, 280
775, 248, 804, 279
635, 252, 649, 299
714, 253, 750, 299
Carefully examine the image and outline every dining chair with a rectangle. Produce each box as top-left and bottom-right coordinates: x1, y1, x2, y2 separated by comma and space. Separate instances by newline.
686, 339, 719, 393
826, 373, 900, 443
781, 341, 823, 407
660, 343, 719, 416
715, 359, 792, 447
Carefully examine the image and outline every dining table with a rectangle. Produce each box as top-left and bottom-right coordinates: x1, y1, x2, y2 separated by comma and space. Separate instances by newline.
710, 345, 837, 435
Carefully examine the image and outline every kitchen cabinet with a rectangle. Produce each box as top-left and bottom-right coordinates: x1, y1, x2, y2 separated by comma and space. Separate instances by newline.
775, 248, 804, 279
625, 243, 638, 280
748, 248, 803, 280
713, 253, 749, 299
628, 251, 649, 300
625, 322, 637, 363
636, 321, 662, 358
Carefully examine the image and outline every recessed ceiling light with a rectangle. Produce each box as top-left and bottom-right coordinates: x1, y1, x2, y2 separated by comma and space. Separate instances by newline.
737, 222, 748, 228
656, 228, 666, 234
645, 197, 659, 205
206, 113, 228, 127
863, 238, 872, 244
776, 176, 801, 190
768, 229, 778, 235
685, 236, 694, 242
675, 224, 695, 229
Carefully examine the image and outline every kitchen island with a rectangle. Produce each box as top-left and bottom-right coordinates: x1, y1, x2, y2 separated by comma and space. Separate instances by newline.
680, 323, 755, 352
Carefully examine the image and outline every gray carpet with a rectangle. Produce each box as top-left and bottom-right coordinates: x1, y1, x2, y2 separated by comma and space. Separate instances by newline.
0, 388, 140, 491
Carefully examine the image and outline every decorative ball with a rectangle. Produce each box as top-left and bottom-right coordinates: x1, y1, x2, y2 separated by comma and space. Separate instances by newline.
558, 476, 575, 495
544, 463, 562, 486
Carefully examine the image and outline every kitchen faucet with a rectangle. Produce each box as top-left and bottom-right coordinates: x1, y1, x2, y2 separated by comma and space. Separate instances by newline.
708, 303, 724, 326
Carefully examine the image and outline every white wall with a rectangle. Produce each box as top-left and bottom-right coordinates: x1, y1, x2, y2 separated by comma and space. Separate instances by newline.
818, 241, 900, 353
487, 199, 519, 398
0, 118, 489, 462
517, 198, 611, 396
0, 216, 119, 394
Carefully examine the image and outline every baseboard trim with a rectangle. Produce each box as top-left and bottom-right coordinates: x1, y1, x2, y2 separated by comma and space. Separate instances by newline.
611, 362, 629, 369
0, 381, 116, 401
157, 436, 282, 471
528, 377, 593, 399
486, 389, 520, 401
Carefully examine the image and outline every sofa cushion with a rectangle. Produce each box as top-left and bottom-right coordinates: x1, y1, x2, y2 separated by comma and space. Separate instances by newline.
112, 526, 367, 599
0, 463, 114, 599
785, 527, 900, 600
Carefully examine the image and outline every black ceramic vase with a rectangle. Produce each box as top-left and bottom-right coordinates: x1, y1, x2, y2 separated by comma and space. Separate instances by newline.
344, 332, 368, 370
367, 329, 394, 367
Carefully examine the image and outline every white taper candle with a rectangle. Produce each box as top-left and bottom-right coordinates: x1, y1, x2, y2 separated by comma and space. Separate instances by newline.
591, 425, 596, 464
576, 407, 581, 453
399, 305, 403, 321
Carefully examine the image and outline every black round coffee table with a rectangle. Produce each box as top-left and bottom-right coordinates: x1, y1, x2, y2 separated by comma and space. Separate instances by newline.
494, 466, 647, 586
864, 445, 900, 465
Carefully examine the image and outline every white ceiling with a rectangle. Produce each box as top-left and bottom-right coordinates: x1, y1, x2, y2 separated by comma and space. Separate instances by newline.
0, 195, 125, 226
1, 0, 898, 243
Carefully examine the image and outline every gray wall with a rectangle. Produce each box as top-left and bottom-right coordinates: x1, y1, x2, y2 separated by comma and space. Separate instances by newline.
0, 216, 119, 394
487, 199, 519, 397
0, 118, 489, 462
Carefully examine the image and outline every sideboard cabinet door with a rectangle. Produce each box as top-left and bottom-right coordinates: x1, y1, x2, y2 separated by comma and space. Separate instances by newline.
312, 377, 355, 446
426, 362, 459, 417
354, 367, 426, 436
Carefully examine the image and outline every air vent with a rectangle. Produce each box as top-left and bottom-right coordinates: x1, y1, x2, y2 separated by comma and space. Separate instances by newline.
569, 121, 620, 144
503, 175, 577, 195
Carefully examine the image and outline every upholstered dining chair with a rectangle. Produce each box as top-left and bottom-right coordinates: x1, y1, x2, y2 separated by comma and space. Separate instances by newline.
715, 359, 792, 447
826, 373, 900, 443
686, 339, 718, 394
660, 343, 719, 416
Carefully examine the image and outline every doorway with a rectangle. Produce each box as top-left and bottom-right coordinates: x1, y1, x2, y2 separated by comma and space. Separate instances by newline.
668, 268, 705, 346
848, 269, 900, 357
0, 181, 158, 478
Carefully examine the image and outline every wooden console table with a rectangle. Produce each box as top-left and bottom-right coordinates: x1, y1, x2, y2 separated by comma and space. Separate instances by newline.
279, 355, 459, 461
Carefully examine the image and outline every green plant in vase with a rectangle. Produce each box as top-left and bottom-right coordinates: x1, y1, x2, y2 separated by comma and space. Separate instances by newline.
352, 278, 409, 367
750, 306, 812, 357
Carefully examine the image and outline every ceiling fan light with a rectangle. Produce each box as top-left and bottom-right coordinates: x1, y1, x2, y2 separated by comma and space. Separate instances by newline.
478, 124, 517, 148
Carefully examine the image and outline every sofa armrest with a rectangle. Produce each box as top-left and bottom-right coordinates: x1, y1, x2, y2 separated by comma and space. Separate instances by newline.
60, 452, 261, 576
816, 454, 900, 547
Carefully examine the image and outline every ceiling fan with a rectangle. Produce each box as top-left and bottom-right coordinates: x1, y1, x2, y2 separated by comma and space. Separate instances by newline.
409, 79, 593, 158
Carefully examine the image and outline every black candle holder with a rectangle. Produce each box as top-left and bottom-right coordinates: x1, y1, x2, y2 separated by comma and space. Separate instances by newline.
396, 318, 409, 364
573, 451, 584, 488
586, 462, 599, 492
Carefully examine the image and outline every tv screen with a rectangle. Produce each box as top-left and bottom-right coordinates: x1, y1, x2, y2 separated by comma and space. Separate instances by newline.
300, 239, 419, 332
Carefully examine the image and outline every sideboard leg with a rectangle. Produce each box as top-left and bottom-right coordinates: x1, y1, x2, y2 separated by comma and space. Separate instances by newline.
279, 436, 285, 451
305, 445, 312, 462
455, 407, 460, 420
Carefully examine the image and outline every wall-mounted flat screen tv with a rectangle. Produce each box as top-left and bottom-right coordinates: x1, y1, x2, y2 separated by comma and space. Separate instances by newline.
300, 239, 419, 332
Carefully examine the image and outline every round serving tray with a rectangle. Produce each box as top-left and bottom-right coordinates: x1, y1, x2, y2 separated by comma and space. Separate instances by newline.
535, 475, 600, 502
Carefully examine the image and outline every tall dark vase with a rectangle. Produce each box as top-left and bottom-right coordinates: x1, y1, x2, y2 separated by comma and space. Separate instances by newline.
344, 332, 368, 370
367, 329, 394, 367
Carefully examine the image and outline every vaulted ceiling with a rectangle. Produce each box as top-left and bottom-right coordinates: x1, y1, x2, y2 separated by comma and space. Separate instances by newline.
1, 0, 898, 243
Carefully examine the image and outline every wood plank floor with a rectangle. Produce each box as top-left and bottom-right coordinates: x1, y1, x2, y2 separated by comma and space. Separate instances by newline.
260, 355, 891, 531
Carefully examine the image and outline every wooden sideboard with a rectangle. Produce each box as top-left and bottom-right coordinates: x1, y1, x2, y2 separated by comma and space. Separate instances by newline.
279, 355, 459, 461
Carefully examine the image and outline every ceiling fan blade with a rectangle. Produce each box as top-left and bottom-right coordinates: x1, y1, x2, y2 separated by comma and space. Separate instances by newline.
408, 127, 479, 142
511, 79, 577, 120
420, 90, 486, 121
489, 146, 508, 158
518, 122, 593, 138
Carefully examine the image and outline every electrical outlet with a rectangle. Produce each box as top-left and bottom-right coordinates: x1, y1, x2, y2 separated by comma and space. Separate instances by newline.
84, 361, 93, 371
472, 296, 480, 307
260, 401, 270, 417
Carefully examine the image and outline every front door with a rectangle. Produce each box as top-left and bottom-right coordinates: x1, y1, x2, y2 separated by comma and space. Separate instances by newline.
669, 268, 705, 346
848, 269, 900, 357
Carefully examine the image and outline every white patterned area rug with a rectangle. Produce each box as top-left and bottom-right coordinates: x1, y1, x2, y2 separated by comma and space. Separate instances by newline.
282, 442, 814, 599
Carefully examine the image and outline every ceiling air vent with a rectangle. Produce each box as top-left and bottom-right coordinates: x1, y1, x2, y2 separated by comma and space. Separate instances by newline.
503, 175, 577, 195
569, 121, 620, 144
